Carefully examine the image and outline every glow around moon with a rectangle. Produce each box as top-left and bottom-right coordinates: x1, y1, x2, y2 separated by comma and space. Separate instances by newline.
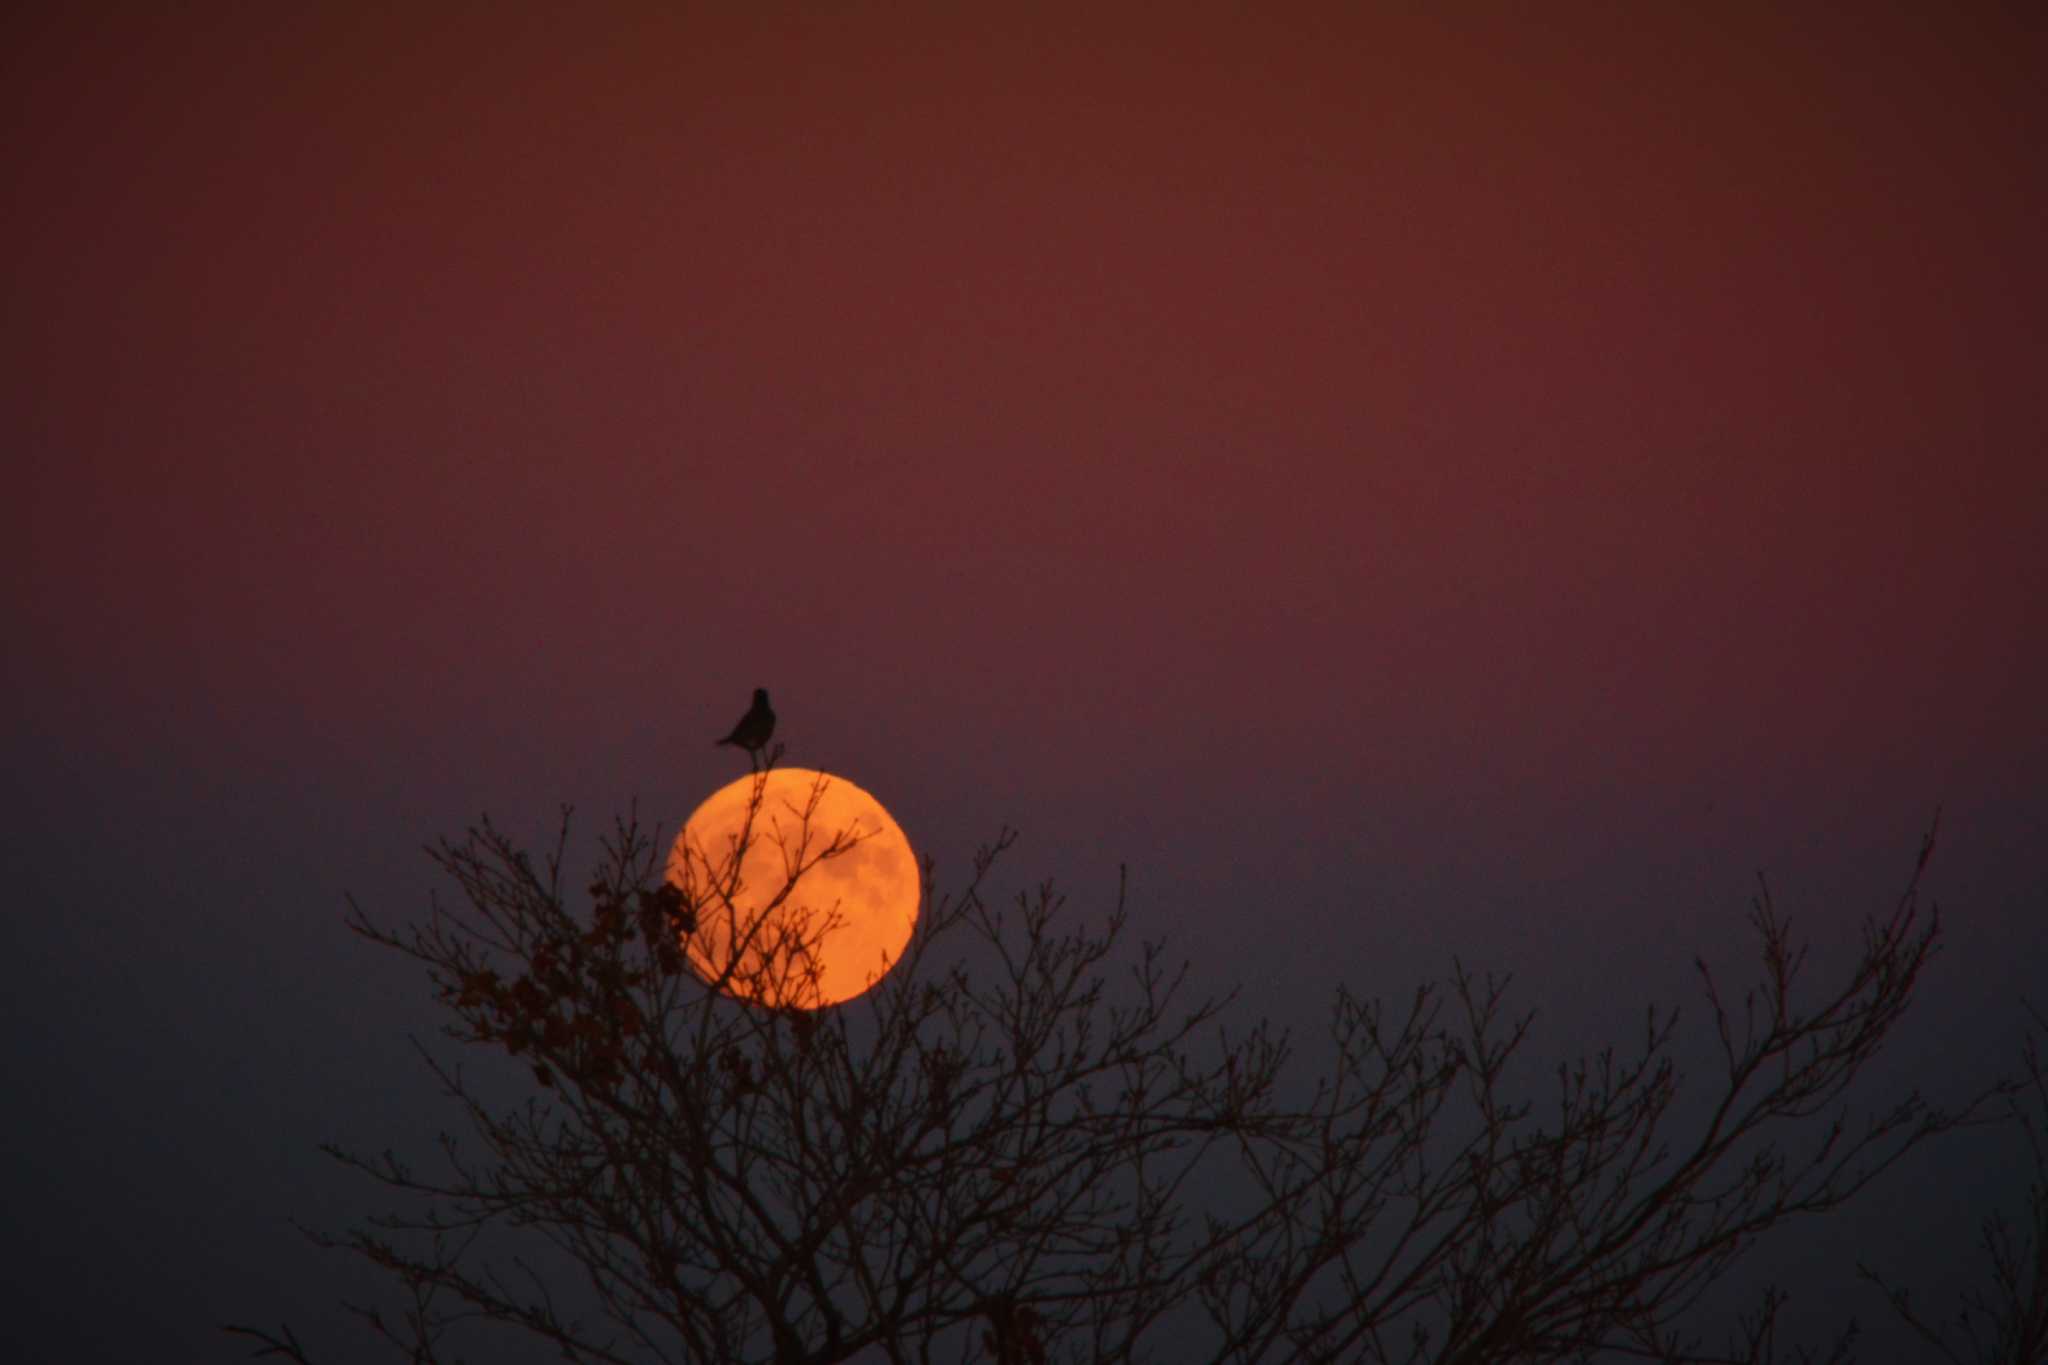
666, 768, 919, 1009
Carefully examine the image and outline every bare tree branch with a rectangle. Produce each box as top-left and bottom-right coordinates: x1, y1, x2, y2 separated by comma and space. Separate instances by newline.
239, 797, 2016, 1365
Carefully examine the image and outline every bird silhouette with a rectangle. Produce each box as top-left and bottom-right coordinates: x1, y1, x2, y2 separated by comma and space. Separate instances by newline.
715, 688, 776, 755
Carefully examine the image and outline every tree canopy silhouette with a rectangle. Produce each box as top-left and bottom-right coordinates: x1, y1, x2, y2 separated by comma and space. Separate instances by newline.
230, 775, 2040, 1364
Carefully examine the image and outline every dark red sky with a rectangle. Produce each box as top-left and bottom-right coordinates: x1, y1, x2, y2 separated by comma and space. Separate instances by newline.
4, 5, 2043, 1360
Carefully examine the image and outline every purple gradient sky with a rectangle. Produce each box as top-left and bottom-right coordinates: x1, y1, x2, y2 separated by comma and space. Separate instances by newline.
4, 6, 2043, 1360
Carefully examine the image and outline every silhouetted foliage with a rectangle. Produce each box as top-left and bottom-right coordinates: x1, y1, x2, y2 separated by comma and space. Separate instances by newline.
230, 779, 2036, 1364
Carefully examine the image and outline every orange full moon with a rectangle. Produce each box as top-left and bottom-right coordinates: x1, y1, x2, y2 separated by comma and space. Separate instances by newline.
666, 768, 919, 1009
